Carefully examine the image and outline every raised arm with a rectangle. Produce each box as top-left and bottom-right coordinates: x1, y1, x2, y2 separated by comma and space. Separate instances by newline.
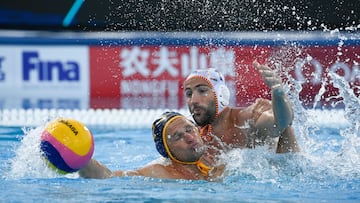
253, 61, 294, 137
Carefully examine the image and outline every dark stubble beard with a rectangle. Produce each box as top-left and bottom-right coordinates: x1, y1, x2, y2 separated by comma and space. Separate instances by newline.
193, 100, 217, 127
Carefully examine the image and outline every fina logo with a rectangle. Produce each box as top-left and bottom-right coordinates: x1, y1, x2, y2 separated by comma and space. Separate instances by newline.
22, 51, 80, 81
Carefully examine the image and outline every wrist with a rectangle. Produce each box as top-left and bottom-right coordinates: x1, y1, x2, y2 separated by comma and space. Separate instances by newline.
271, 83, 282, 90
271, 84, 284, 96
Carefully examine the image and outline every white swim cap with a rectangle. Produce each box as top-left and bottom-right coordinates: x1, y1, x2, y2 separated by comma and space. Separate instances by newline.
186, 68, 230, 115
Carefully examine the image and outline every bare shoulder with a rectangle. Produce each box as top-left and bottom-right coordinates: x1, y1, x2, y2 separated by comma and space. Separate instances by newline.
136, 163, 177, 179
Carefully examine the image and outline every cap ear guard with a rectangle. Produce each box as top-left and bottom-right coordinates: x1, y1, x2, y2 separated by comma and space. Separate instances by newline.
215, 83, 230, 108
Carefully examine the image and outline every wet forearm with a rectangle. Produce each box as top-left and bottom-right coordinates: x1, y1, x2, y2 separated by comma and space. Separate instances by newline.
271, 85, 294, 132
78, 159, 114, 179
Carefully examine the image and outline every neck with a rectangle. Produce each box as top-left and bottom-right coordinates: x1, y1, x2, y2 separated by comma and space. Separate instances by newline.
212, 106, 229, 126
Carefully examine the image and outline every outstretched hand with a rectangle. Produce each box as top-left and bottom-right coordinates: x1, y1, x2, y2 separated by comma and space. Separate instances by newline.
253, 61, 282, 90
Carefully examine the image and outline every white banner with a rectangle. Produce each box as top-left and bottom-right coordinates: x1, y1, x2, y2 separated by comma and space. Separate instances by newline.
0, 46, 89, 109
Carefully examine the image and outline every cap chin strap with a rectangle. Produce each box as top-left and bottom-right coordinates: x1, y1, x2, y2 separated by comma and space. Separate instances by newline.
196, 161, 213, 176
170, 156, 213, 177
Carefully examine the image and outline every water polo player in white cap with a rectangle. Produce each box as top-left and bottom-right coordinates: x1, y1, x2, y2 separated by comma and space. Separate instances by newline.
184, 61, 300, 154
79, 112, 224, 181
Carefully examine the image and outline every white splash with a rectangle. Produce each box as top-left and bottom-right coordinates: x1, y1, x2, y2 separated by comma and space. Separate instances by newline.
6, 123, 78, 179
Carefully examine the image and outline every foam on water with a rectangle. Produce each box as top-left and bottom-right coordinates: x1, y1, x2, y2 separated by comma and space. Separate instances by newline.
6, 125, 57, 179
5, 123, 81, 179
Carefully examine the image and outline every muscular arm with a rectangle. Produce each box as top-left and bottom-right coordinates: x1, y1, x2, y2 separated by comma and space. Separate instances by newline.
78, 159, 158, 179
271, 85, 294, 131
253, 61, 294, 137
78, 159, 119, 179
78, 159, 178, 179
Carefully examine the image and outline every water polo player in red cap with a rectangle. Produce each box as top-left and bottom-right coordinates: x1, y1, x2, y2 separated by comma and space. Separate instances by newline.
79, 112, 224, 181
184, 61, 300, 154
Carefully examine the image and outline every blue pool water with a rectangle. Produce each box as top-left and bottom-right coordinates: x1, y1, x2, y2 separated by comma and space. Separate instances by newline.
1, 108, 360, 202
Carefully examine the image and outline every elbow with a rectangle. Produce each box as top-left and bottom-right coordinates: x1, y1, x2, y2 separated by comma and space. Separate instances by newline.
269, 111, 294, 137
274, 115, 293, 137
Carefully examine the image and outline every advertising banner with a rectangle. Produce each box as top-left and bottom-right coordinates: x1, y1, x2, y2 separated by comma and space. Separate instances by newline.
0, 46, 89, 109
89, 44, 360, 109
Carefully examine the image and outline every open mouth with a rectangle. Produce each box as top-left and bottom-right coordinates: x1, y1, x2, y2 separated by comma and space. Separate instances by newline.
192, 106, 202, 116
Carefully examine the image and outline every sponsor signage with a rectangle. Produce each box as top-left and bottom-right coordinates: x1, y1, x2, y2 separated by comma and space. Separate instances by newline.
90, 44, 360, 109
0, 46, 89, 109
